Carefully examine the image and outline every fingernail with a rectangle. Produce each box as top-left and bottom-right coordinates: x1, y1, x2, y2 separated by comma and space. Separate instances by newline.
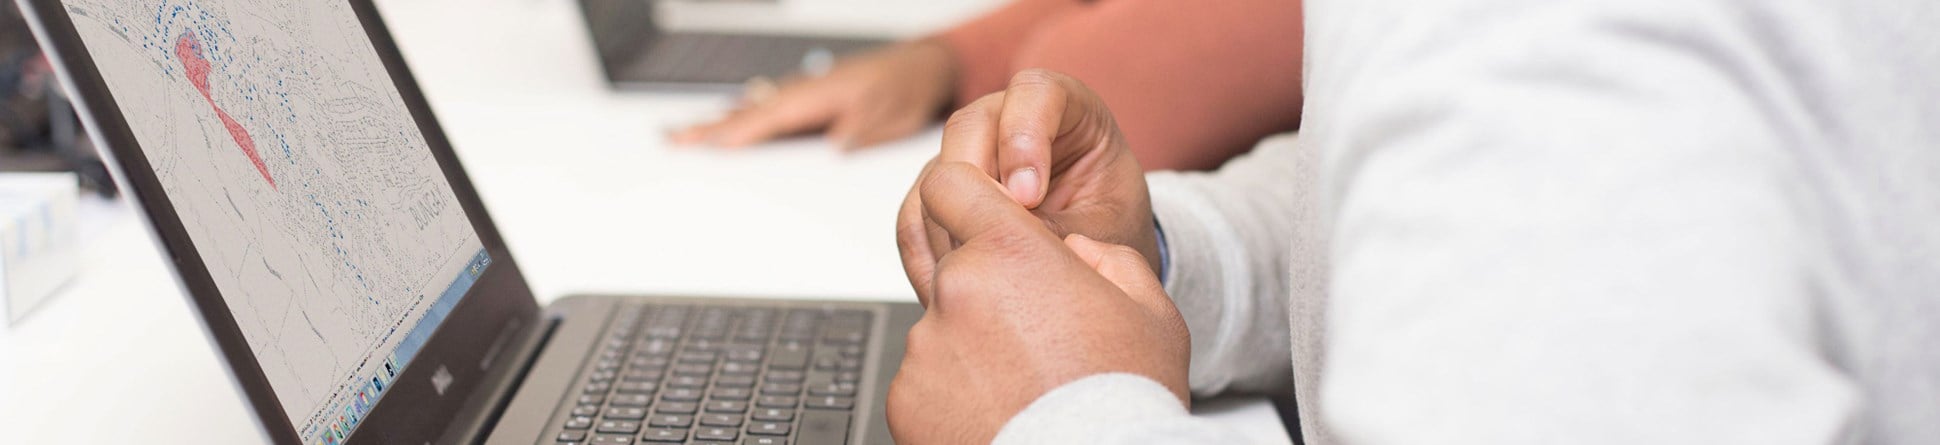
1005, 167, 1040, 206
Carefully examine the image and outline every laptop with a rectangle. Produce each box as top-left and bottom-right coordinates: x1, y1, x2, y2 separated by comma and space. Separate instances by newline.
578, 0, 889, 90
15, 0, 920, 444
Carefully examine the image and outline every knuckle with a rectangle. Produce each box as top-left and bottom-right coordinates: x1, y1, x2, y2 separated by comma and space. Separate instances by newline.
1009, 68, 1063, 89
928, 256, 973, 304
942, 108, 991, 136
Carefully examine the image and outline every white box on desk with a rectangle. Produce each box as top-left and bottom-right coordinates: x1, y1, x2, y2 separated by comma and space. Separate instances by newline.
0, 172, 80, 327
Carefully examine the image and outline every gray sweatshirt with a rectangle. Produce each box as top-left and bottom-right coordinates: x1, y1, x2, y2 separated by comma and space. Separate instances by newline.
993, 0, 1940, 443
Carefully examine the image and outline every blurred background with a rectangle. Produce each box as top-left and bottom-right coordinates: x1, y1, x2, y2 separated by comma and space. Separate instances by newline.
0, 1, 113, 195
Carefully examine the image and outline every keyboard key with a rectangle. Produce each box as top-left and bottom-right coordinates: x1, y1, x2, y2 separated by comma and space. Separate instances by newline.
583, 382, 612, 394
589, 434, 634, 444
743, 436, 787, 445
751, 408, 794, 422
805, 396, 854, 410
648, 414, 693, 427
557, 430, 587, 442
706, 400, 749, 413
715, 375, 757, 388
695, 426, 739, 441
662, 388, 704, 401
760, 383, 801, 395
655, 401, 699, 414
615, 381, 658, 394
572, 405, 600, 417
719, 362, 759, 375
710, 387, 752, 401
768, 343, 809, 369
763, 370, 803, 383
597, 420, 641, 434
797, 409, 851, 444
835, 371, 860, 384
700, 413, 743, 427
755, 396, 796, 408
639, 427, 687, 443
808, 383, 856, 397
643, 326, 681, 339
669, 375, 709, 388
564, 416, 594, 430
636, 339, 677, 355
673, 364, 713, 377
603, 406, 648, 420
725, 349, 764, 362
578, 395, 605, 405
747, 421, 792, 436
629, 355, 671, 368
622, 368, 664, 381
610, 393, 652, 406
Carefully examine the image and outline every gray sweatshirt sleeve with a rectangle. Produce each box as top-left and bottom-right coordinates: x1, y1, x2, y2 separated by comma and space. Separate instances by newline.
1145, 135, 1323, 398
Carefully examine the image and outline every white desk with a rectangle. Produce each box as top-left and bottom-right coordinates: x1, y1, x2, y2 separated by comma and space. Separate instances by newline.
0, 0, 1292, 443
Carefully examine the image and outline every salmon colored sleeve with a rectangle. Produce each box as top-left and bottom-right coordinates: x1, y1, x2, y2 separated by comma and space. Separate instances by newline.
936, 0, 1088, 107
1015, 0, 1304, 171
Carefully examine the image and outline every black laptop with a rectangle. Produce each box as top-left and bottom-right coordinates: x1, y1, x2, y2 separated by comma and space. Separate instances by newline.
15, 0, 919, 443
578, 0, 888, 90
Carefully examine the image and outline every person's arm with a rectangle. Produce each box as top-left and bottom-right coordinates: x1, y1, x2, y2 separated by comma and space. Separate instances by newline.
1012, 0, 1305, 170
937, 0, 1086, 106
1304, 0, 1859, 443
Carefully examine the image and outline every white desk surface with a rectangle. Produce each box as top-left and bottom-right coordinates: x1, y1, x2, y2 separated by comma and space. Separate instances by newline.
0, 0, 1292, 443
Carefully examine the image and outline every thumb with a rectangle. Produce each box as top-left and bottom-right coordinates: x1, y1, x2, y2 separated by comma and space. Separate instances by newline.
1063, 234, 1168, 312
994, 69, 1117, 209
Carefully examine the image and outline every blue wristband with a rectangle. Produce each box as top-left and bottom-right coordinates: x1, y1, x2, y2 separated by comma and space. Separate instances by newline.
1153, 217, 1170, 285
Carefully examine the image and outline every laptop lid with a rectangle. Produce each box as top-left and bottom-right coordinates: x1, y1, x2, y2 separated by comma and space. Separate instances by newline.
16, 0, 543, 443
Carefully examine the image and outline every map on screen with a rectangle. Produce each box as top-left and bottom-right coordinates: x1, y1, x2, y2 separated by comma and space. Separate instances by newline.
60, 1, 487, 443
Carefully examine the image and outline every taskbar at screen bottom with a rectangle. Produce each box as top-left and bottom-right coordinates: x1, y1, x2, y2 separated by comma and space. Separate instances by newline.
303, 249, 493, 445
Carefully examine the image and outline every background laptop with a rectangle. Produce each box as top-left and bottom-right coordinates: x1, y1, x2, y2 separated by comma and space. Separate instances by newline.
16, 0, 920, 443
578, 0, 890, 90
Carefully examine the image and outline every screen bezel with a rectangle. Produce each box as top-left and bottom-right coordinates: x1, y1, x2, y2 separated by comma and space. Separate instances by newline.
16, 0, 544, 443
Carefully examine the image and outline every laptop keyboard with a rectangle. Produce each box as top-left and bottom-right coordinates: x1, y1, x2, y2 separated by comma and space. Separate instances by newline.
551, 304, 874, 445
631, 33, 884, 84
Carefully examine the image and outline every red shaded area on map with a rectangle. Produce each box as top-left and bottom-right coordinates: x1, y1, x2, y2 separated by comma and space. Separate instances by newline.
175, 33, 275, 189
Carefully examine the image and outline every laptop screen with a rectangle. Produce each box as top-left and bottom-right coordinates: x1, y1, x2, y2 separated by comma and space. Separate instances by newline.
60, 1, 487, 443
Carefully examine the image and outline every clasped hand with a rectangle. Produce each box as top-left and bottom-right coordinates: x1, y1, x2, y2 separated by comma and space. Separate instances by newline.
888, 70, 1191, 444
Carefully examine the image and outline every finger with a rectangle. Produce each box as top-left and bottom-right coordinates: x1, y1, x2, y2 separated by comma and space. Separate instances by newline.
996, 69, 1116, 208
670, 119, 729, 145
918, 161, 1051, 245
831, 99, 928, 151
936, 93, 1007, 179
712, 85, 843, 147
896, 171, 939, 308
1063, 233, 1168, 311
825, 108, 865, 150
